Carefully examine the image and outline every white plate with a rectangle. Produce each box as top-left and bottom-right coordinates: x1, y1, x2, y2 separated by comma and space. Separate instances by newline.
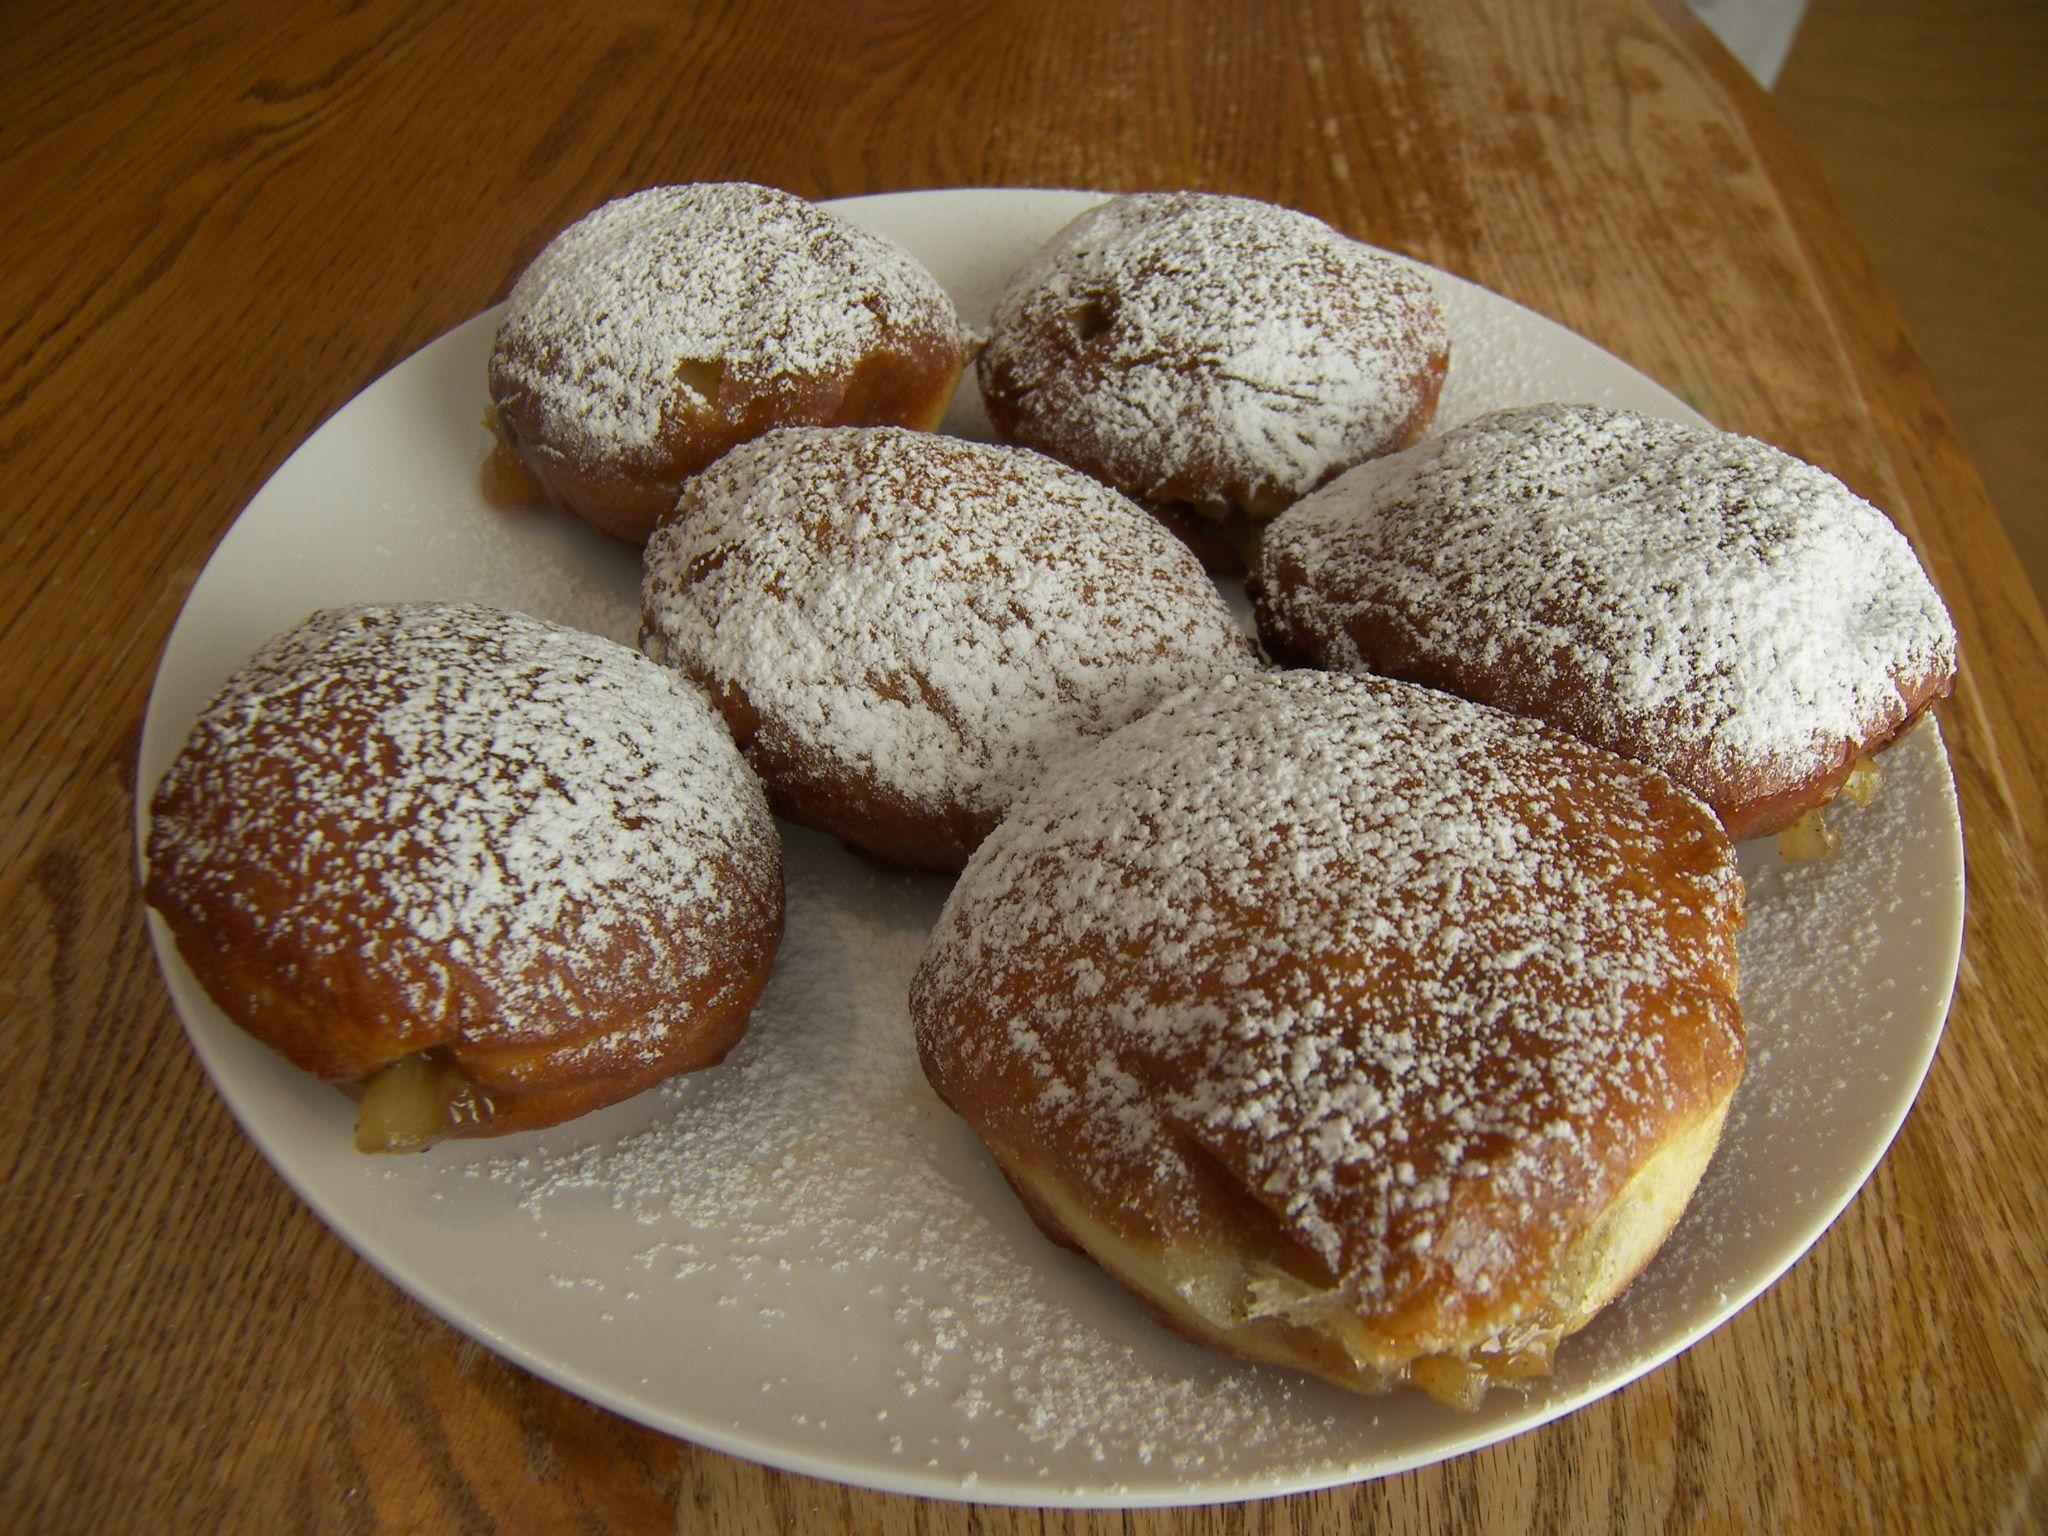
137, 188, 1965, 1507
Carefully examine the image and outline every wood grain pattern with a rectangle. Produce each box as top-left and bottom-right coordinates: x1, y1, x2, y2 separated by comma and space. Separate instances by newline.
1775, 0, 2048, 612
3, 0, 2045, 1530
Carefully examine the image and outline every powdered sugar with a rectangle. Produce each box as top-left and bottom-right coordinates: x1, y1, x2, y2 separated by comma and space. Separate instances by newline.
490, 184, 966, 463
467, 829, 1350, 1482
979, 192, 1447, 511
1256, 404, 1957, 817
145, 602, 778, 1045
640, 426, 1256, 837
913, 670, 1743, 1311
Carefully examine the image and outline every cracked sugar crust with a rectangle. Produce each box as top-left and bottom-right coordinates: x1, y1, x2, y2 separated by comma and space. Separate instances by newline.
978, 192, 1449, 517
911, 670, 1744, 1342
1253, 404, 1958, 837
490, 183, 968, 469
144, 603, 781, 1067
641, 426, 1259, 869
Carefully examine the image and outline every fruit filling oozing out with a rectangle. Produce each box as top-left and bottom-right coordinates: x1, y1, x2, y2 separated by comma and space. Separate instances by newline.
1777, 756, 1882, 862
354, 1051, 494, 1153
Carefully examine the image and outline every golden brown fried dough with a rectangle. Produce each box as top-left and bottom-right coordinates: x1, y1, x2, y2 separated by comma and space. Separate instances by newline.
145, 602, 783, 1150
912, 670, 1744, 1407
1253, 404, 1957, 840
488, 183, 970, 545
980, 192, 1448, 572
641, 426, 1257, 872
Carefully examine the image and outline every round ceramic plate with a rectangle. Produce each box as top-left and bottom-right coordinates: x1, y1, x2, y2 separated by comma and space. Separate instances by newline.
137, 188, 1964, 1507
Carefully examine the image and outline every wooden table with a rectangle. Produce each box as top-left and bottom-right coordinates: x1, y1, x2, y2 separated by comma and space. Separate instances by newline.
5, 1, 2045, 1529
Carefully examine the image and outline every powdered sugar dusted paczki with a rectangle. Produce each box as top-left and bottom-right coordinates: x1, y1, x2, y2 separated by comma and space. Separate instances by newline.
1253, 404, 1958, 838
640, 425, 1257, 868
490, 183, 968, 468
979, 191, 1448, 516
144, 602, 780, 1061
911, 669, 1743, 1334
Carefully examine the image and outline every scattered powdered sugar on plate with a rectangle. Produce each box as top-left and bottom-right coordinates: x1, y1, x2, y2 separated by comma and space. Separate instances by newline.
465, 829, 1350, 1481
1555, 714, 1959, 1374
1430, 309, 1613, 429
413, 497, 644, 645
446, 718, 1954, 1495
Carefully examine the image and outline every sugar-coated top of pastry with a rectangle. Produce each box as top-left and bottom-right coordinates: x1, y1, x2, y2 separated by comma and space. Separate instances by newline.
146, 602, 778, 1046
1256, 404, 1958, 819
912, 670, 1743, 1323
980, 191, 1448, 509
641, 426, 1258, 825
492, 183, 965, 462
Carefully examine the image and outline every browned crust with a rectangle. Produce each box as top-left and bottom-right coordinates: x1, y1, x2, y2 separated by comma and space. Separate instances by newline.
487, 341, 965, 546
922, 950, 1741, 1375
1249, 557, 1955, 841
673, 662, 994, 875
910, 683, 1745, 1389
146, 833, 783, 1138
142, 611, 787, 1142
984, 342, 1447, 570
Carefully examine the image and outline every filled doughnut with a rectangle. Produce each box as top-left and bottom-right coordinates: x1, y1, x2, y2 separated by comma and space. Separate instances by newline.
1251, 404, 1958, 841
487, 182, 971, 545
978, 191, 1449, 572
911, 670, 1744, 1408
143, 602, 783, 1151
640, 425, 1258, 872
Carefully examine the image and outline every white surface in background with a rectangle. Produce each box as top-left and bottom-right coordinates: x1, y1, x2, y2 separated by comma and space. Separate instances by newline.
1688, 0, 1809, 85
